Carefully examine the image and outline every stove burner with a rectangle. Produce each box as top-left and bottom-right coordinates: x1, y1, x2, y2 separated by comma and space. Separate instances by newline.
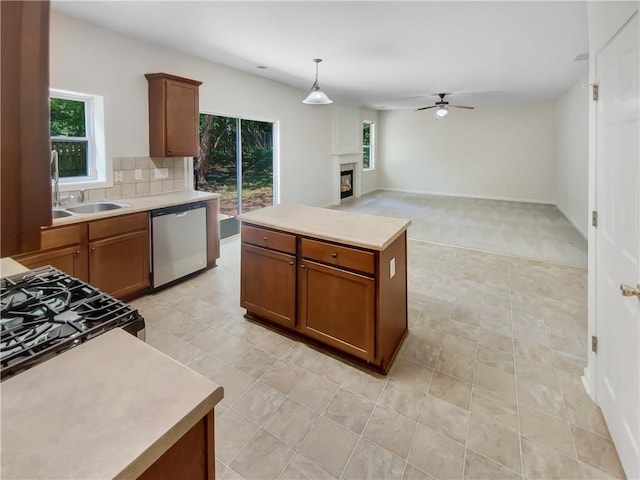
1, 266, 144, 380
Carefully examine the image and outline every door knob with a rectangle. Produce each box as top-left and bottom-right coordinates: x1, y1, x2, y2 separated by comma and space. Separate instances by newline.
620, 283, 640, 299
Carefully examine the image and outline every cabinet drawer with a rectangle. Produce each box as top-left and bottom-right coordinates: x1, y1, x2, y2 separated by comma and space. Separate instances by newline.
241, 224, 296, 254
301, 238, 375, 275
40, 224, 85, 250
89, 212, 148, 240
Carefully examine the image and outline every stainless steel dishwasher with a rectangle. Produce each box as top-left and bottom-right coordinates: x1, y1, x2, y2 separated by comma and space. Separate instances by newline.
151, 201, 207, 290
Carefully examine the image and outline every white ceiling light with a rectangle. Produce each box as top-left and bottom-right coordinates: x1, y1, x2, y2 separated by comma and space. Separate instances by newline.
302, 58, 332, 105
436, 106, 448, 117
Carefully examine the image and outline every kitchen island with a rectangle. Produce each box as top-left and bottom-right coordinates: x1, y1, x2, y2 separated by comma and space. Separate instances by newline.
238, 204, 411, 373
1, 328, 224, 479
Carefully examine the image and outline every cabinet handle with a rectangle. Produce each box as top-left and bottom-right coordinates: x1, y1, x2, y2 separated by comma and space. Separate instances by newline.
75, 250, 80, 256
300, 265, 306, 269
90, 247, 95, 253
331, 253, 338, 258
168, 149, 173, 153
289, 261, 294, 266
262, 236, 268, 241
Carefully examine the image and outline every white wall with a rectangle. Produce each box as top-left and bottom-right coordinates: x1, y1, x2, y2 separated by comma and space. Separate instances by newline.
555, 74, 589, 237
50, 11, 345, 208
377, 103, 557, 203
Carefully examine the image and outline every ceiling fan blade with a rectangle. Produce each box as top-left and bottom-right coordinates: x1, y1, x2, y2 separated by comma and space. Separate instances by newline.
416, 106, 438, 111
449, 105, 475, 109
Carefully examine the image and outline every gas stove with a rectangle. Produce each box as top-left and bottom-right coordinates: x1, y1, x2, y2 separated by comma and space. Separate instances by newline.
1, 265, 145, 380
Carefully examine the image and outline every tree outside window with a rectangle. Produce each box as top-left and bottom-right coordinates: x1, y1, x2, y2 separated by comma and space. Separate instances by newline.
50, 94, 93, 179
363, 121, 374, 170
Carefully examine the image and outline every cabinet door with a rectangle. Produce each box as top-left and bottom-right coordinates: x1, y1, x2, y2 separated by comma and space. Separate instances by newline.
89, 230, 149, 300
165, 80, 199, 156
206, 198, 220, 268
16, 246, 88, 281
299, 260, 374, 361
241, 243, 296, 328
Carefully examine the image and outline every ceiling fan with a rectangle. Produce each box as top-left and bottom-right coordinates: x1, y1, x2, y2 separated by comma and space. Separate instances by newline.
416, 93, 475, 117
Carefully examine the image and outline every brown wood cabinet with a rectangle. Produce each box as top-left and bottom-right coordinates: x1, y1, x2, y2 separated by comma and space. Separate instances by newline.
145, 73, 202, 157
240, 223, 408, 373
206, 198, 220, 268
299, 260, 375, 361
14, 224, 89, 281
1, 1, 52, 256
241, 243, 297, 328
138, 410, 215, 480
89, 212, 150, 300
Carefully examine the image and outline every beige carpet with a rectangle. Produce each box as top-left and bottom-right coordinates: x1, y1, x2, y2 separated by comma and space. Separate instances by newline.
334, 191, 587, 267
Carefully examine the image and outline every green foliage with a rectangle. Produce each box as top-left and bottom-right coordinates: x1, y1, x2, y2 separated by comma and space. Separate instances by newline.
198, 114, 273, 190
50, 98, 86, 137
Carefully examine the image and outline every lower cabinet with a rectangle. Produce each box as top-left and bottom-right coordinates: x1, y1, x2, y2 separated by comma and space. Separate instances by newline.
89, 212, 150, 301
299, 260, 375, 361
241, 244, 296, 328
240, 223, 408, 373
138, 410, 215, 480
13, 223, 88, 281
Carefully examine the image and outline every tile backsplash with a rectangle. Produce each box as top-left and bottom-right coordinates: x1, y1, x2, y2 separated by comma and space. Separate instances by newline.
60, 157, 188, 203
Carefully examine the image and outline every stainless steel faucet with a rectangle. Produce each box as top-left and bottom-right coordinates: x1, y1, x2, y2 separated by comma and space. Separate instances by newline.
51, 150, 61, 207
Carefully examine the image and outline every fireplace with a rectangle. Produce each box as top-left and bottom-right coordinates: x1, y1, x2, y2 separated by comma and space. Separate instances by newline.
340, 170, 354, 199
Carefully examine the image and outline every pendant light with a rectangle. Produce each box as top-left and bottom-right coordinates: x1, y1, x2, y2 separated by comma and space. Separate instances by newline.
302, 58, 333, 104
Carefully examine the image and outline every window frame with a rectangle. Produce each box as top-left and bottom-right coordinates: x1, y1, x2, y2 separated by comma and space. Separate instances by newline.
362, 120, 375, 171
50, 89, 107, 189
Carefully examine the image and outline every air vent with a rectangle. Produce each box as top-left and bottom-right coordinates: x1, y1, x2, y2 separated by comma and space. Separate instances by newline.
573, 53, 589, 61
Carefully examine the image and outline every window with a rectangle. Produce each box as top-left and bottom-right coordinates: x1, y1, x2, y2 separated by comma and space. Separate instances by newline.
362, 120, 375, 170
50, 90, 106, 187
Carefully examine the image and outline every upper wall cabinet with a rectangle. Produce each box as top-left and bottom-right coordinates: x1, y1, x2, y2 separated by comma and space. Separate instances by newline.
145, 73, 202, 157
332, 105, 360, 155
1, 0, 52, 256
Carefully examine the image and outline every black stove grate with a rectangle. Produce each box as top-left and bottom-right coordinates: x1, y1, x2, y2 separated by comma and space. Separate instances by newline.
1, 266, 144, 380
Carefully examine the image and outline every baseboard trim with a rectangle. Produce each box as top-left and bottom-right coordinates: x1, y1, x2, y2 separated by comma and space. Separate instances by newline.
376, 187, 556, 205
582, 366, 597, 403
556, 204, 588, 240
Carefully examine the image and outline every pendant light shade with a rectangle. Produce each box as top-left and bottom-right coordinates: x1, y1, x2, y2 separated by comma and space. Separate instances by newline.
303, 59, 332, 104
436, 106, 448, 117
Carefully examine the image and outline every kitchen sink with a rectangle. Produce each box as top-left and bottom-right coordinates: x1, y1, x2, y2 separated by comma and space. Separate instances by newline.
52, 209, 75, 219
65, 201, 129, 214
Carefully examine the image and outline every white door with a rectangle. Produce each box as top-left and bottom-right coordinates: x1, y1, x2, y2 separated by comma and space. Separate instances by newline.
595, 12, 640, 480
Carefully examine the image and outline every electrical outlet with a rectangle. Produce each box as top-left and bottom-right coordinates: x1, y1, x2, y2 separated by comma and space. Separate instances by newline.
134, 169, 143, 180
114, 170, 123, 182
390, 257, 396, 278
154, 167, 169, 179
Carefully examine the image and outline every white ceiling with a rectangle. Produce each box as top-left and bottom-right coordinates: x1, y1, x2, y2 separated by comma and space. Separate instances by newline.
51, 1, 589, 110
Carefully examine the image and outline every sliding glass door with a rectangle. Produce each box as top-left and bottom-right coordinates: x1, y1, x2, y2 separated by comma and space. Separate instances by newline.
197, 114, 274, 238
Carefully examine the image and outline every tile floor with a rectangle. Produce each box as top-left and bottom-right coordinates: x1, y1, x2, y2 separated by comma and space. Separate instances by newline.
131, 234, 625, 480
334, 191, 588, 267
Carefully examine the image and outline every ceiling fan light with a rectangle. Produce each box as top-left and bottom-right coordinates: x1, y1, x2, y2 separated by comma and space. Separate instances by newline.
303, 58, 332, 105
436, 106, 448, 117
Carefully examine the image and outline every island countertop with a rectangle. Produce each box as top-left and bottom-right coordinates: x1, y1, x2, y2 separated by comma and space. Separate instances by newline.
238, 204, 411, 251
1, 329, 224, 479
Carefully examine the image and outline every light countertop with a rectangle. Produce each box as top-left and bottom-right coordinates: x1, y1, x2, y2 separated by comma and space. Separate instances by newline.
0, 257, 29, 277
52, 190, 221, 226
1, 328, 224, 479
238, 204, 411, 251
